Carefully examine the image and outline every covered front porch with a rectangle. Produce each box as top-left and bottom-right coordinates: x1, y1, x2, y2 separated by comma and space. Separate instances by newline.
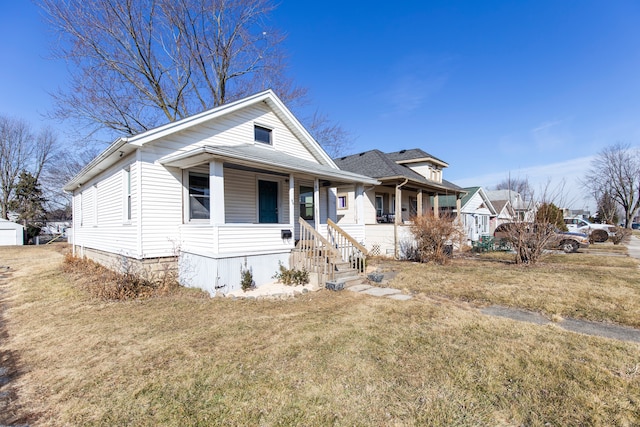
158, 144, 378, 293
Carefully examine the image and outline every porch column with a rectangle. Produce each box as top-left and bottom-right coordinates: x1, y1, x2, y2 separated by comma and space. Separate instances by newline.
327, 187, 337, 222
417, 188, 423, 217
355, 183, 364, 224
395, 185, 402, 225
210, 160, 225, 225
433, 194, 439, 218
313, 178, 320, 228
456, 196, 462, 219
289, 174, 295, 229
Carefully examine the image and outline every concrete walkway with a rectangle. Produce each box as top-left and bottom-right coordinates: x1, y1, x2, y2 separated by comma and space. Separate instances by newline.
346, 283, 413, 300
481, 305, 640, 343
479, 236, 640, 344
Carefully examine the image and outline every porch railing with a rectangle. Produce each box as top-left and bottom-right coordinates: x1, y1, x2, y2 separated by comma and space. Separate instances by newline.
326, 219, 368, 273
292, 218, 341, 283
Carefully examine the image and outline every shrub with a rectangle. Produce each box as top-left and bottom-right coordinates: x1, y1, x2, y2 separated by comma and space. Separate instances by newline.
610, 226, 631, 245
273, 262, 309, 286
408, 214, 464, 265
499, 222, 556, 265
240, 267, 255, 292
62, 253, 180, 300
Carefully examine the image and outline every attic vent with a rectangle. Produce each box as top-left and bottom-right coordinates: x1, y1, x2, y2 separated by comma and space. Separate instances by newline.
340, 156, 347, 160
359, 152, 365, 156
399, 149, 406, 153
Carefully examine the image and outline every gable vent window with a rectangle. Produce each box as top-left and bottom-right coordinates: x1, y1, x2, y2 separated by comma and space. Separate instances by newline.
254, 125, 272, 145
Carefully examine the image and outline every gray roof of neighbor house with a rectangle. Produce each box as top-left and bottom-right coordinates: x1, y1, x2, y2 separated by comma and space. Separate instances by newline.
385, 148, 448, 167
333, 149, 463, 194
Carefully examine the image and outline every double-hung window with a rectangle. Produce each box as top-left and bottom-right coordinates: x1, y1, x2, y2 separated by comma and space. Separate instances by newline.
189, 172, 210, 220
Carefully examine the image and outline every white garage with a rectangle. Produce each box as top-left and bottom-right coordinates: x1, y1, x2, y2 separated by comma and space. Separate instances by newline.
0, 219, 24, 246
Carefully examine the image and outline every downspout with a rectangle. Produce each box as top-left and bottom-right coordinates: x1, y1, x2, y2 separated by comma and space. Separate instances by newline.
394, 178, 409, 259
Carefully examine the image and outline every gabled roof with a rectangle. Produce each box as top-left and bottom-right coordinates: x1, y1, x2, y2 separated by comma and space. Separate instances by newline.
485, 189, 535, 211
334, 149, 463, 194
64, 90, 338, 191
159, 144, 379, 185
439, 186, 497, 214
385, 148, 448, 167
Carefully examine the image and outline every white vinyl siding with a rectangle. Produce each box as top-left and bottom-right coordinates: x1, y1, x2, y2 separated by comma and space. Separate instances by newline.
150, 104, 321, 164
224, 167, 289, 224
72, 158, 139, 257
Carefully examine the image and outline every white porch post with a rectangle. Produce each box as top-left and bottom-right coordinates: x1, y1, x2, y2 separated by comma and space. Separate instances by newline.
327, 187, 337, 222
395, 185, 402, 225
289, 174, 295, 228
417, 188, 423, 217
210, 160, 225, 225
313, 178, 320, 229
355, 183, 364, 224
433, 194, 439, 218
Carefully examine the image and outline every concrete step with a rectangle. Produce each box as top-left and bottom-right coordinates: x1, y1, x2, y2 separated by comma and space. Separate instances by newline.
333, 269, 360, 280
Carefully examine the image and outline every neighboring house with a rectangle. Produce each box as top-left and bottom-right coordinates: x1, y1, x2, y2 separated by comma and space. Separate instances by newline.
485, 190, 537, 223
64, 90, 377, 294
0, 219, 24, 246
489, 199, 516, 233
439, 187, 497, 242
333, 149, 465, 257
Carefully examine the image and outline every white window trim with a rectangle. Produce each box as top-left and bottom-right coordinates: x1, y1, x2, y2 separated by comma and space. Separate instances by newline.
253, 123, 274, 146
92, 184, 98, 227
337, 193, 348, 210
184, 170, 211, 223
123, 167, 132, 224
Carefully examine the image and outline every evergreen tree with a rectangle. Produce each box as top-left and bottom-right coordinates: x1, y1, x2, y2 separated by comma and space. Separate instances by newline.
535, 202, 567, 231
10, 171, 46, 224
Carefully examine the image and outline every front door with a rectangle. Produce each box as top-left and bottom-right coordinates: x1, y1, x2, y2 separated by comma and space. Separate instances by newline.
258, 180, 278, 223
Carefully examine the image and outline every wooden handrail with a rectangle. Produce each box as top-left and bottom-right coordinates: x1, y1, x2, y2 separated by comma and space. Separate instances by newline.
326, 219, 368, 256
298, 218, 341, 258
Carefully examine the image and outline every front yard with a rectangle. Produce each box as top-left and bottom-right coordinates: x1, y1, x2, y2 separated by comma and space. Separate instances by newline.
1, 244, 639, 426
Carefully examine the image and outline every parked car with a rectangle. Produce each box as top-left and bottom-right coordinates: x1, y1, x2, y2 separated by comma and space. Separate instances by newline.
494, 222, 590, 253
563, 217, 615, 242
632, 223, 640, 230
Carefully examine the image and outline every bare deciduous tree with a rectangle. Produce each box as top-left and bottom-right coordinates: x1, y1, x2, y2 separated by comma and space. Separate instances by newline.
584, 143, 640, 228
39, 0, 305, 136
494, 176, 532, 202
0, 115, 58, 219
307, 111, 354, 158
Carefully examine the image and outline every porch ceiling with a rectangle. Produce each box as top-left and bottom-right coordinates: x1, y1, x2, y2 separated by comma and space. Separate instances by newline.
158, 145, 380, 185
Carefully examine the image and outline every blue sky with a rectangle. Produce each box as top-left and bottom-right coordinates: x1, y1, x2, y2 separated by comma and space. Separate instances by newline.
2, 1, 640, 211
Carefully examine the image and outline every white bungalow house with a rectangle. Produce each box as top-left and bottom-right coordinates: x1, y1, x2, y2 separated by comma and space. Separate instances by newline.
439, 187, 497, 242
333, 149, 465, 257
64, 90, 378, 294
485, 190, 537, 223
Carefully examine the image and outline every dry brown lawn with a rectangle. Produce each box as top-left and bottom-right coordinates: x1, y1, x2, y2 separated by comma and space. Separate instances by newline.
392, 251, 640, 328
1, 244, 639, 426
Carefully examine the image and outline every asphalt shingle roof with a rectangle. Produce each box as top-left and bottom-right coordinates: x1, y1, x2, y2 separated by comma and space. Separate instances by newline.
334, 149, 463, 194
385, 148, 447, 165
